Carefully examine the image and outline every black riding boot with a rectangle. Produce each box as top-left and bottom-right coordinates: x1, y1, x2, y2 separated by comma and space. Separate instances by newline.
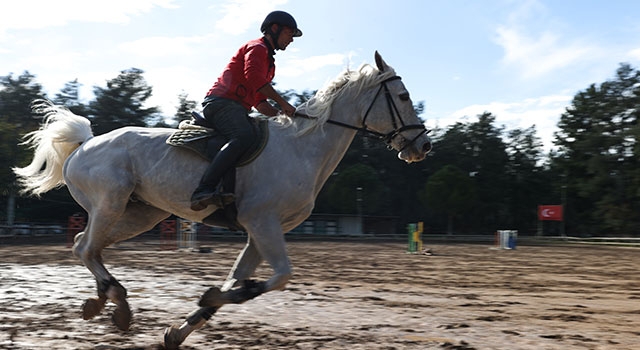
190, 141, 245, 211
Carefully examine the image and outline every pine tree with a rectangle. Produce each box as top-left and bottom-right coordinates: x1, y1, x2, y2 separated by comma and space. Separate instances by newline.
89, 68, 160, 135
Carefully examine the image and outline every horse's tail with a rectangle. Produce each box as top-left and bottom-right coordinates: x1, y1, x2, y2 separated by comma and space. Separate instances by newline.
13, 99, 94, 197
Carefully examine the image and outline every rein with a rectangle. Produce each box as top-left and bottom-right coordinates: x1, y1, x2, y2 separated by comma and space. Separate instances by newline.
293, 75, 429, 151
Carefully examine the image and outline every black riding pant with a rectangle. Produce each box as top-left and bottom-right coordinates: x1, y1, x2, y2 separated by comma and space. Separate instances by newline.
197, 97, 256, 189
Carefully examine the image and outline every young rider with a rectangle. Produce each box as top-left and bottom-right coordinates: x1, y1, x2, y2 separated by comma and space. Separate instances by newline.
190, 11, 302, 211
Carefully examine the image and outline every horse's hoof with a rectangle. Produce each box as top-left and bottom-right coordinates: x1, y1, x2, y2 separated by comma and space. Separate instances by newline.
199, 286, 224, 307
164, 325, 184, 350
81, 297, 106, 320
112, 301, 132, 331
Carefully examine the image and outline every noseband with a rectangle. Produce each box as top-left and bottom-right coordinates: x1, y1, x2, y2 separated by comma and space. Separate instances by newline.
295, 76, 429, 152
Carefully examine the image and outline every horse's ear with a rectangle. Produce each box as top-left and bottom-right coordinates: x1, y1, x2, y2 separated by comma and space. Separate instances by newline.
374, 51, 387, 72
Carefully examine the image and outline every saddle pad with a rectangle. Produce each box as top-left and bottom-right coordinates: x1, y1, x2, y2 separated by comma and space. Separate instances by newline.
166, 119, 269, 167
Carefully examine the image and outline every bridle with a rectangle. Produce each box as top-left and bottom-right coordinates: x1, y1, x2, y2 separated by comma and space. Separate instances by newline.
294, 75, 430, 152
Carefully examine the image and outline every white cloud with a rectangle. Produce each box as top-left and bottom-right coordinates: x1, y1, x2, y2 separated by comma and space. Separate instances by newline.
144, 65, 210, 116
214, 0, 289, 35
629, 48, 640, 61
445, 94, 572, 152
118, 35, 209, 57
493, 0, 598, 80
495, 26, 594, 79
0, 0, 178, 34
278, 53, 348, 77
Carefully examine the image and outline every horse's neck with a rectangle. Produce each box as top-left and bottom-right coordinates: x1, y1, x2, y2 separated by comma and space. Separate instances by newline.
292, 107, 360, 191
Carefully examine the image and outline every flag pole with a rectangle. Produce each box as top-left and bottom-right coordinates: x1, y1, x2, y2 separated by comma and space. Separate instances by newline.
537, 219, 542, 237
561, 185, 567, 237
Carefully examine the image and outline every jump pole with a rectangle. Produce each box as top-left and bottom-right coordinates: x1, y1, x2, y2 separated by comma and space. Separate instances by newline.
407, 222, 424, 253
178, 219, 197, 250
160, 219, 177, 250
66, 213, 86, 247
407, 223, 416, 253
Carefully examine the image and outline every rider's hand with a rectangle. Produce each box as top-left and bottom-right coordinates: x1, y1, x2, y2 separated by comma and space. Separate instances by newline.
281, 102, 296, 117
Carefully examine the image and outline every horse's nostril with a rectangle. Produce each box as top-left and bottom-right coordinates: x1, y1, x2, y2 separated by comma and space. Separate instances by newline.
423, 142, 432, 153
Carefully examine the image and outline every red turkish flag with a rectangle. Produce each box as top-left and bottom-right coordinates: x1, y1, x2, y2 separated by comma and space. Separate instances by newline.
538, 205, 563, 221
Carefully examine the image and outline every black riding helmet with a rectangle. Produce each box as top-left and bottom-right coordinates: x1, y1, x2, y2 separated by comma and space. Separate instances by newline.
260, 11, 302, 49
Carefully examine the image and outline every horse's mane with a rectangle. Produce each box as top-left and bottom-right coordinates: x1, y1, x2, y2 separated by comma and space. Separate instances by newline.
271, 62, 397, 136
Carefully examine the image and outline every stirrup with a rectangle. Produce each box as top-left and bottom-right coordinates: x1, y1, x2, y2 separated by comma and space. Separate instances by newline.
190, 190, 235, 211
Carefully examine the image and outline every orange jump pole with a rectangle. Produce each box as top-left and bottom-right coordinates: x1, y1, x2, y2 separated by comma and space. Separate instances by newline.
66, 213, 86, 248
160, 219, 177, 250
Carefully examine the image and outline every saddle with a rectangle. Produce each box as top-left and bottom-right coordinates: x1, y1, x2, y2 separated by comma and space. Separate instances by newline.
166, 112, 270, 231
166, 111, 269, 165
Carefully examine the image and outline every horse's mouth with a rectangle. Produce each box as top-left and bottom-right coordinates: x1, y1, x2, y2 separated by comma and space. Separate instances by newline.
399, 141, 431, 163
399, 151, 426, 164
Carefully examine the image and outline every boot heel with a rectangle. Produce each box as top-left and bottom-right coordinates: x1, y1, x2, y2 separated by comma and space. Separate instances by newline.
190, 201, 209, 211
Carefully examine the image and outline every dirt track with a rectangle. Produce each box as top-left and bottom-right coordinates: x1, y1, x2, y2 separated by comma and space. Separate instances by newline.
1, 240, 639, 349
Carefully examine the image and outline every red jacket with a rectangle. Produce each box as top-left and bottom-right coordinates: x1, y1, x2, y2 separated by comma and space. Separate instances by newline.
205, 37, 276, 110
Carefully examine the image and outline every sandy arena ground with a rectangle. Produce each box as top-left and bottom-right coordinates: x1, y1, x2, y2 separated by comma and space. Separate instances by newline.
0, 239, 639, 349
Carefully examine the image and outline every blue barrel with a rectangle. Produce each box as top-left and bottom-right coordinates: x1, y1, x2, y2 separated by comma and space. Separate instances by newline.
508, 231, 517, 249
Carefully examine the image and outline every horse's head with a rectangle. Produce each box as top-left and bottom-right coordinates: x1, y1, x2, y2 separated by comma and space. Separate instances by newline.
361, 52, 432, 163
295, 51, 432, 162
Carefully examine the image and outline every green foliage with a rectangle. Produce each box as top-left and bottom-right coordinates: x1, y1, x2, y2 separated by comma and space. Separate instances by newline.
0, 72, 47, 194
89, 68, 160, 135
326, 163, 385, 214
504, 126, 552, 230
421, 165, 476, 234
0, 72, 53, 224
53, 79, 88, 116
552, 63, 640, 235
425, 113, 511, 231
175, 92, 198, 125
286, 88, 316, 106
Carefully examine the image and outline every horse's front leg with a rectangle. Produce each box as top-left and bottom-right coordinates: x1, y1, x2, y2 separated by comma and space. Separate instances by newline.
164, 278, 269, 349
164, 237, 265, 348
203, 220, 292, 306
164, 228, 291, 349
198, 232, 279, 307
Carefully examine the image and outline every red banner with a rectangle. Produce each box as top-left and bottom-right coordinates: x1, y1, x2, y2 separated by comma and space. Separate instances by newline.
538, 205, 563, 221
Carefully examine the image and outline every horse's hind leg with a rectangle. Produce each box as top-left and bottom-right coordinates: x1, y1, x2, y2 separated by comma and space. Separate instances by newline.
70, 223, 109, 321
73, 201, 170, 330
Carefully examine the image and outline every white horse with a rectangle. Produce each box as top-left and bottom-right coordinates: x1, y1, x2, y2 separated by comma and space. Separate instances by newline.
13, 52, 431, 348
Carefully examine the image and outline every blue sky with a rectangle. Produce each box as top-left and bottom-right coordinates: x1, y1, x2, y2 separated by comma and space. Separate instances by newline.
2, 0, 640, 152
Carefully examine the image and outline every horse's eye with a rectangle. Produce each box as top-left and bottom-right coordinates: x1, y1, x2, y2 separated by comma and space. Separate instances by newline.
399, 92, 410, 101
